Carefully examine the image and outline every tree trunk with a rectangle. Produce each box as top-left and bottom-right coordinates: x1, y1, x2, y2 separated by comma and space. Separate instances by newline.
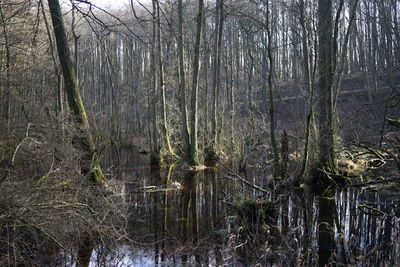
317, 0, 335, 175
188, 0, 204, 166
333, 0, 359, 110
298, 0, 314, 181
150, 0, 160, 165
48, 0, 104, 184
265, 1, 280, 177
156, 0, 176, 160
39, 0, 64, 116
209, 0, 224, 159
0, 4, 10, 132
178, 0, 190, 161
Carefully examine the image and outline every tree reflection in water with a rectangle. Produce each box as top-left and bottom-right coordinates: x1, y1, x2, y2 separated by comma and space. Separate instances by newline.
80, 149, 400, 266
317, 195, 336, 266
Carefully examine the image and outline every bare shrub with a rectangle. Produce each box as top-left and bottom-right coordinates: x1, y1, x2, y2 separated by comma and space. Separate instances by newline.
0, 115, 128, 266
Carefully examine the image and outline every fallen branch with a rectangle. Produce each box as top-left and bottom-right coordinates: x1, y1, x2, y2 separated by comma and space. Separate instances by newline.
318, 167, 353, 184
346, 177, 400, 188
217, 160, 269, 193
354, 142, 386, 160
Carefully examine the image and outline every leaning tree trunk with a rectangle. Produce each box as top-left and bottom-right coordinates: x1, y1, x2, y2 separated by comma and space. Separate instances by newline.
48, 0, 104, 184
317, 0, 335, 177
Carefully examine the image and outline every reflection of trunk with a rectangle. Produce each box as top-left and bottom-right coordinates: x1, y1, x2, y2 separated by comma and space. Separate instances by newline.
318, 196, 336, 266
190, 175, 200, 265
76, 234, 93, 267
179, 171, 199, 265
151, 167, 161, 265
202, 169, 211, 266
210, 168, 222, 265
301, 186, 313, 265
384, 216, 394, 262
161, 165, 173, 262
48, 0, 103, 184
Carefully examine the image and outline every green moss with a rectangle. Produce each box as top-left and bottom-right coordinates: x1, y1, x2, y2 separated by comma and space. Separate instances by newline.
233, 196, 276, 225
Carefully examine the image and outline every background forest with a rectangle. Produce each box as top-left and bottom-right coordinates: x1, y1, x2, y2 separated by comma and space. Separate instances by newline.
0, 0, 399, 266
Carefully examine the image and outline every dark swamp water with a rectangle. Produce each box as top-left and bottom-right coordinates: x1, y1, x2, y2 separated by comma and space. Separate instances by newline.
74, 148, 400, 266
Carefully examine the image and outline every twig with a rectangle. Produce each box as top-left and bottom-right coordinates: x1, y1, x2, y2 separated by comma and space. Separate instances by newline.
11, 123, 31, 166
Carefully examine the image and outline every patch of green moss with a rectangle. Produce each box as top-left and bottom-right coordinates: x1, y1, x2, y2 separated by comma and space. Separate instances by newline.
233, 195, 276, 225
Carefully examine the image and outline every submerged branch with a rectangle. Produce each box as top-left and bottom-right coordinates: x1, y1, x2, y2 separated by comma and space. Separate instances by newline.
358, 204, 386, 216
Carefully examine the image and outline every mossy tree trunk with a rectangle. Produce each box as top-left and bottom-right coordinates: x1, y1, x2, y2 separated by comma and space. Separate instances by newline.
48, 0, 103, 184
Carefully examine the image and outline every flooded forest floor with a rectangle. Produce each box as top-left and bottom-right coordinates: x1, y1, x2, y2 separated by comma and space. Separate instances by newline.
79, 144, 400, 266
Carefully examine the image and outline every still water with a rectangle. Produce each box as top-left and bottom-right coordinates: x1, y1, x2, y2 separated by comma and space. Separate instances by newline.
82, 149, 400, 266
